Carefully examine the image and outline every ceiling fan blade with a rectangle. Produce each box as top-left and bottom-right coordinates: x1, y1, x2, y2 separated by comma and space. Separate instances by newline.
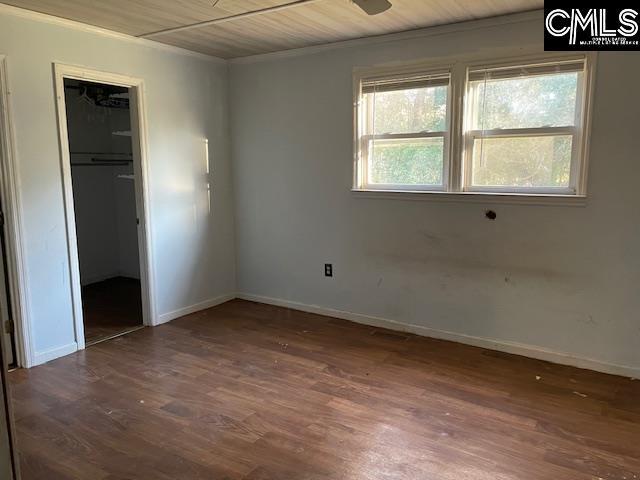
352, 0, 392, 15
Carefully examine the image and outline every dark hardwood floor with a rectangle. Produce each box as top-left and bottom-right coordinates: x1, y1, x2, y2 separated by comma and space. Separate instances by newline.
82, 276, 143, 345
8, 299, 640, 480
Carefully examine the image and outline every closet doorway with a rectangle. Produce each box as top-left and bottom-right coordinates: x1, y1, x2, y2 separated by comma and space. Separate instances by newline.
55, 65, 155, 349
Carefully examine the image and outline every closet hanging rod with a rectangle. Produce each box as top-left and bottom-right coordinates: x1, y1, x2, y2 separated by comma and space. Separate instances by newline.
71, 159, 132, 166
90, 157, 132, 163
70, 151, 132, 156
71, 163, 130, 167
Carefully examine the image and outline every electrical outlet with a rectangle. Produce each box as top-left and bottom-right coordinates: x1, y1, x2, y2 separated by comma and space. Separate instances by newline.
324, 264, 333, 277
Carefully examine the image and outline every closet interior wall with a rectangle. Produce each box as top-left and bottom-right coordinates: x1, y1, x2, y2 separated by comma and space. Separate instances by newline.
65, 80, 140, 286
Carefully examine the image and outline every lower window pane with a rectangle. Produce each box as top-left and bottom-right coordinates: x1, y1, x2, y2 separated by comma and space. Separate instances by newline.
369, 137, 444, 186
471, 135, 573, 188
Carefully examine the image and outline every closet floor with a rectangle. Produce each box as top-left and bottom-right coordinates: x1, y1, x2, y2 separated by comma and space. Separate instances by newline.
82, 276, 143, 345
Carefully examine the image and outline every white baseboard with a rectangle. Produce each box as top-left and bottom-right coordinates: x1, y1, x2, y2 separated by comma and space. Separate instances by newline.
33, 342, 78, 366
27, 293, 639, 378
155, 293, 236, 326
237, 293, 640, 379
26, 295, 234, 368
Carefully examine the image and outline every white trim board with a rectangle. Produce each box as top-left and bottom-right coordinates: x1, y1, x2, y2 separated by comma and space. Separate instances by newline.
0, 55, 34, 368
0, 3, 225, 64
155, 293, 236, 325
236, 293, 640, 379
32, 342, 78, 367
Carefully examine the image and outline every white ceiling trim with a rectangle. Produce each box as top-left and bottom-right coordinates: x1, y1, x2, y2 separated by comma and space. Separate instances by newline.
229, 9, 544, 64
0, 3, 227, 63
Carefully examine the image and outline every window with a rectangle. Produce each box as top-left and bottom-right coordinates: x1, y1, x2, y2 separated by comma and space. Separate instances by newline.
465, 61, 585, 194
354, 55, 593, 199
357, 72, 450, 190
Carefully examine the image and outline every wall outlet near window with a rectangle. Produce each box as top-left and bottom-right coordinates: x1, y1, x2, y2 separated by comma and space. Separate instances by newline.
325, 264, 333, 277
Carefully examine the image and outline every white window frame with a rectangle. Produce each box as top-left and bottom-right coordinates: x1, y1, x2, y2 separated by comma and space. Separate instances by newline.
353, 52, 596, 204
462, 57, 587, 195
356, 68, 452, 192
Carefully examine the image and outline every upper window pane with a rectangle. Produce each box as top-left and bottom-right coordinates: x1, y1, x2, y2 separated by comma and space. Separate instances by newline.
364, 84, 448, 135
469, 72, 580, 130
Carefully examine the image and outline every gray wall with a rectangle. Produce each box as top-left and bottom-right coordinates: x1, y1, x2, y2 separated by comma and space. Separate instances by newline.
0, 12, 236, 363
230, 14, 640, 374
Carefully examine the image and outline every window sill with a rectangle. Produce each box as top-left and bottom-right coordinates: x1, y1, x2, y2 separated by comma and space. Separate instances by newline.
351, 189, 588, 206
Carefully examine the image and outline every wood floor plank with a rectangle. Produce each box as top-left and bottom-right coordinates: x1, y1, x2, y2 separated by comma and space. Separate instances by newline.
8, 299, 640, 480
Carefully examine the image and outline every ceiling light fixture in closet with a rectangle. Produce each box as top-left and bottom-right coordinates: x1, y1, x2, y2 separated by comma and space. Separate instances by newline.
66, 82, 130, 109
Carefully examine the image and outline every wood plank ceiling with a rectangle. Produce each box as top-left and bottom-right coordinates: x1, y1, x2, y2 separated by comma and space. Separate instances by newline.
1, 0, 543, 58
